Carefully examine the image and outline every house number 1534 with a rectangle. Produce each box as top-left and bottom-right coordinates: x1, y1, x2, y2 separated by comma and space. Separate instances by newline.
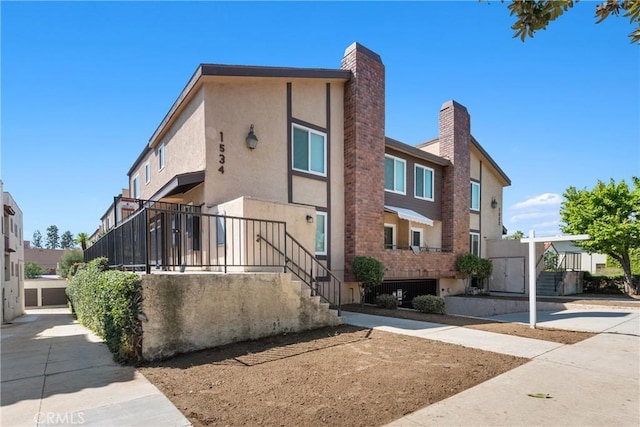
218, 131, 225, 174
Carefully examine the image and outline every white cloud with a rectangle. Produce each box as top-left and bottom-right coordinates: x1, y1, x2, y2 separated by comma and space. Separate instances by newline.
510, 211, 555, 223
512, 193, 562, 210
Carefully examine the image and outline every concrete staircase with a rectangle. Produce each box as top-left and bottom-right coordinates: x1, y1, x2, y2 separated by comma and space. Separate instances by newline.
294, 279, 341, 324
537, 271, 564, 296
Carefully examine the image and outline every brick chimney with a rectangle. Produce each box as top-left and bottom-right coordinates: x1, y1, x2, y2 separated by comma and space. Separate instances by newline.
341, 42, 385, 280
438, 100, 471, 255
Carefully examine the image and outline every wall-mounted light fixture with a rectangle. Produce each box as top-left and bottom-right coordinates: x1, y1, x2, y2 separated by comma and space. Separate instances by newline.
491, 197, 498, 209
246, 124, 258, 149
306, 214, 314, 223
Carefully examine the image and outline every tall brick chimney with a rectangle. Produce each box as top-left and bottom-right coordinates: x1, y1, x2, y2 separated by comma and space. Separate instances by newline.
439, 100, 471, 255
341, 42, 385, 280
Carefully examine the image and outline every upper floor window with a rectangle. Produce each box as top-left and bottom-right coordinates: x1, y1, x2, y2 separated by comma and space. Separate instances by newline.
315, 212, 327, 255
145, 162, 151, 184
158, 143, 165, 171
415, 164, 434, 201
384, 155, 406, 194
411, 227, 424, 248
470, 232, 480, 256
133, 174, 140, 199
471, 181, 480, 211
293, 124, 326, 176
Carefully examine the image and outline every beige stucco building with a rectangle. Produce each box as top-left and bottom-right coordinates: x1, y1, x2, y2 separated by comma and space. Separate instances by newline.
2, 181, 25, 322
94, 42, 511, 303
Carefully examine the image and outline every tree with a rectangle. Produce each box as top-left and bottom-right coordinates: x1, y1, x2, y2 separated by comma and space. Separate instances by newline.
352, 256, 384, 305
75, 232, 89, 251
560, 177, 640, 293
45, 225, 60, 249
504, 230, 525, 240
32, 230, 43, 248
457, 253, 481, 294
485, 0, 640, 44
59, 249, 84, 278
60, 231, 75, 249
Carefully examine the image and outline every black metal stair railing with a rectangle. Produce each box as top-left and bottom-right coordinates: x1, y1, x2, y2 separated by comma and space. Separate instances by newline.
257, 232, 341, 316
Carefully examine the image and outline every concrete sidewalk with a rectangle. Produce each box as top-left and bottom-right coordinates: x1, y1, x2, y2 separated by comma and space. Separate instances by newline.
1, 308, 191, 427
343, 310, 640, 426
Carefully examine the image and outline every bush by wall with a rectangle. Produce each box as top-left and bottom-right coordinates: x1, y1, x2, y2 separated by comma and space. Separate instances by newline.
375, 294, 398, 309
25, 262, 47, 279
66, 258, 142, 364
412, 295, 446, 314
59, 249, 84, 278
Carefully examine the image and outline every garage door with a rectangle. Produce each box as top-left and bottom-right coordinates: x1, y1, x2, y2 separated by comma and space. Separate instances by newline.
25, 289, 38, 307
42, 288, 68, 306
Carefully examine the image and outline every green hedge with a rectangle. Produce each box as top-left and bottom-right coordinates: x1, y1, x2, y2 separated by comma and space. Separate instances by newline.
412, 295, 446, 314
375, 294, 398, 309
66, 258, 142, 364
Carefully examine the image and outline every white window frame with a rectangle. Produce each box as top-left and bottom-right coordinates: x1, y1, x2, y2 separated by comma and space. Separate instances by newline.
384, 223, 397, 249
414, 164, 435, 201
470, 232, 480, 256
315, 212, 327, 256
144, 162, 151, 184
132, 174, 140, 199
410, 227, 424, 248
292, 124, 327, 177
471, 181, 480, 211
384, 154, 406, 195
158, 143, 165, 171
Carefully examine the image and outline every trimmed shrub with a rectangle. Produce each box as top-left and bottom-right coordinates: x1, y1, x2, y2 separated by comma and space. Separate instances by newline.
25, 262, 46, 279
412, 295, 446, 314
375, 294, 398, 309
352, 256, 384, 305
66, 258, 142, 364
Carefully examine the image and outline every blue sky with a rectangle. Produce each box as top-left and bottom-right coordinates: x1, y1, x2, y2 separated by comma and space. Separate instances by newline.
2, 1, 638, 244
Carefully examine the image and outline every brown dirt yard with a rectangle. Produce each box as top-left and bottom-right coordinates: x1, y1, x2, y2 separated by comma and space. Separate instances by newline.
140, 325, 528, 427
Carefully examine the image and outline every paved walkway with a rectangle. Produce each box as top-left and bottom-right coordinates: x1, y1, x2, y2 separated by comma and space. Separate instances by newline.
343, 309, 640, 427
1, 308, 190, 427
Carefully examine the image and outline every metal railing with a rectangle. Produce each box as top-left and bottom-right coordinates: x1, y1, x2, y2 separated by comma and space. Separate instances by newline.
383, 245, 449, 253
257, 232, 342, 315
87, 206, 341, 314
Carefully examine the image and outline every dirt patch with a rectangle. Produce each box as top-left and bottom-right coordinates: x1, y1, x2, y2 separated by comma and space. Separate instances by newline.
343, 304, 595, 345
140, 325, 527, 427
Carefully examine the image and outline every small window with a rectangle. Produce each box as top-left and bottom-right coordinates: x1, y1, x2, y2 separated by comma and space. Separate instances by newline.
384, 224, 396, 249
415, 164, 434, 201
292, 124, 326, 176
315, 212, 327, 255
144, 162, 151, 184
470, 232, 480, 256
158, 143, 165, 170
132, 175, 140, 199
216, 214, 225, 246
384, 155, 406, 194
411, 228, 424, 248
471, 181, 480, 211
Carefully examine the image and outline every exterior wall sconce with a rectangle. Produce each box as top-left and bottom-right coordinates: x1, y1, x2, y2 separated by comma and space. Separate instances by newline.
246, 124, 258, 149
491, 197, 498, 209
306, 214, 314, 223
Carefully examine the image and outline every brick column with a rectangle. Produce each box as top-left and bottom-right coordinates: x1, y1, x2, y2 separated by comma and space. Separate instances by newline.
341, 42, 385, 280
439, 100, 471, 255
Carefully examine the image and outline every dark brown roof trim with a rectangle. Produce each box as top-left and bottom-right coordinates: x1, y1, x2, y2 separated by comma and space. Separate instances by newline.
470, 135, 511, 186
385, 137, 451, 166
201, 64, 351, 80
150, 170, 205, 201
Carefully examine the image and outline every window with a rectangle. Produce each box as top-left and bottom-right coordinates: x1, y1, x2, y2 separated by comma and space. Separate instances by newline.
384, 224, 396, 249
470, 232, 480, 256
158, 143, 165, 170
293, 125, 326, 176
216, 213, 225, 246
470, 181, 480, 211
132, 175, 140, 199
415, 164, 434, 201
315, 212, 327, 255
384, 155, 406, 194
145, 162, 151, 184
411, 228, 424, 248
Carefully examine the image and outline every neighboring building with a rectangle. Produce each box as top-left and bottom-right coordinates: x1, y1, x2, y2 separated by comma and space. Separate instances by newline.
2, 181, 25, 322
96, 42, 511, 302
23, 241, 65, 274
544, 241, 608, 275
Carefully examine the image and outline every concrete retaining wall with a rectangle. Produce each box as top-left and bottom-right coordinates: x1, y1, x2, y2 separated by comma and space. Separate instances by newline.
140, 273, 340, 361
444, 296, 583, 317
